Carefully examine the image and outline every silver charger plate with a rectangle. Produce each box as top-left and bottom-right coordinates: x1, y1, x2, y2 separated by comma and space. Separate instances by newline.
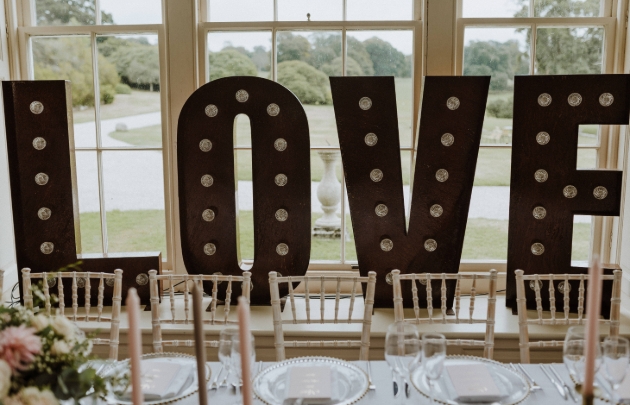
102, 352, 211, 405
411, 355, 530, 405
253, 356, 369, 405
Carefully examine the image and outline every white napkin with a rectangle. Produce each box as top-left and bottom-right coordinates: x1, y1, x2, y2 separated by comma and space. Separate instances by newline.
284, 366, 337, 405
445, 364, 504, 403
122, 358, 195, 401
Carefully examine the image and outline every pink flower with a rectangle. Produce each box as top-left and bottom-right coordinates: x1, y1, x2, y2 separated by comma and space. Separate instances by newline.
0, 325, 42, 373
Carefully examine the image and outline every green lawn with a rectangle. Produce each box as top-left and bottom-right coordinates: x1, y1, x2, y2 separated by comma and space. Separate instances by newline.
77, 210, 591, 262
73, 90, 161, 124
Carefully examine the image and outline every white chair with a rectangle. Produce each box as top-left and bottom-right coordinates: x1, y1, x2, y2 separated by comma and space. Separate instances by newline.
21, 268, 123, 360
391, 269, 498, 359
269, 271, 377, 361
148, 269, 251, 352
0, 269, 4, 303
515, 269, 622, 363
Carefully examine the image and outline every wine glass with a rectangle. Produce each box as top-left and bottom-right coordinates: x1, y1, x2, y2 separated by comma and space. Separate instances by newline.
423, 333, 446, 405
563, 326, 602, 385
230, 332, 256, 405
218, 328, 239, 388
601, 336, 630, 403
384, 322, 421, 403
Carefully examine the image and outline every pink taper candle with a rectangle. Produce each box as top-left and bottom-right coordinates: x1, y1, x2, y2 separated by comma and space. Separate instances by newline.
126, 288, 144, 405
583, 258, 603, 397
238, 296, 253, 405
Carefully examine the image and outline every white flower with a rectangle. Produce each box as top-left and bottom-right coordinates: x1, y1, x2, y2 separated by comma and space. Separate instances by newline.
15, 387, 59, 405
50, 316, 75, 339
50, 340, 70, 355
31, 314, 50, 332
0, 360, 11, 399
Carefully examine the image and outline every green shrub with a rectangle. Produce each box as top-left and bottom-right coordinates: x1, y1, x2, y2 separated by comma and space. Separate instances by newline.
486, 97, 513, 119
277, 60, 331, 105
321, 57, 364, 76
115, 83, 132, 94
208, 49, 258, 81
100, 84, 116, 104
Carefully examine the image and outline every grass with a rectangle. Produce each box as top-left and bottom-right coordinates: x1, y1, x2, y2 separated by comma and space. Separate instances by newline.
109, 124, 162, 147
77, 210, 591, 262
73, 90, 161, 124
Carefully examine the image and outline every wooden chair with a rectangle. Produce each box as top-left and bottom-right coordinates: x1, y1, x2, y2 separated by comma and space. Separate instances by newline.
269, 271, 377, 361
21, 268, 123, 360
148, 269, 251, 352
515, 269, 622, 363
391, 269, 498, 359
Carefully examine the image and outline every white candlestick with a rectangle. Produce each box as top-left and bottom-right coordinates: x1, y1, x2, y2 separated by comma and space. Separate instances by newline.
126, 288, 143, 405
583, 259, 603, 397
192, 285, 208, 405
238, 296, 253, 405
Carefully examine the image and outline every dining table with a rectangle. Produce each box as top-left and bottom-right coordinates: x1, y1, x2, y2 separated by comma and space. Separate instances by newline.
121, 360, 614, 405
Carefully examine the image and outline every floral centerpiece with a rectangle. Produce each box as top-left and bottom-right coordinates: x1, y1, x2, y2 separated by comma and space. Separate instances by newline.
0, 304, 114, 405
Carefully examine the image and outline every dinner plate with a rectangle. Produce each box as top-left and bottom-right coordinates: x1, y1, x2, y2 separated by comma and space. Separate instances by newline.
411, 355, 530, 405
102, 352, 211, 405
253, 356, 369, 405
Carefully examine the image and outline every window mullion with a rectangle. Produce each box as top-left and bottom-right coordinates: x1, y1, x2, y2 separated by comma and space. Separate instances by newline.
529, 22, 537, 75
95, 0, 101, 25
340, 175, 346, 264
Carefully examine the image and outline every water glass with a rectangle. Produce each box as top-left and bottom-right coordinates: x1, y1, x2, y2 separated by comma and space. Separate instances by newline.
384, 322, 421, 402
231, 332, 256, 404
601, 336, 630, 402
563, 326, 601, 384
423, 333, 446, 405
218, 328, 239, 386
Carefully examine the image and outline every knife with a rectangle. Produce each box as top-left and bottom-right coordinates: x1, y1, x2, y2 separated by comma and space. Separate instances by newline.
393, 375, 399, 398
405, 382, 410, 398
549, 365, 578, 403
540, 365, 568, 400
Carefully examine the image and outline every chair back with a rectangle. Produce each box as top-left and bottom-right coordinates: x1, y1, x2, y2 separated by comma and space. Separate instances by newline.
392, 269, 498, 359
148, 270, 251, 352
514, 269, 622, 363
21, 268, 123, 360
269, 271, 377, 361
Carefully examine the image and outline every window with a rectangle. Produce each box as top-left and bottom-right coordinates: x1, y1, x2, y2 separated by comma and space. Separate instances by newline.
455, 0, 616, 265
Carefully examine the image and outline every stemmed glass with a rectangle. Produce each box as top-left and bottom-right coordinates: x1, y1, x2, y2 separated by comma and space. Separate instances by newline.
218, 328, 239, 388
384, 322, 421, 403
601, 336, 630, 403
563, 326, 601, 385
423, 333, 446, 405
230, 332, 256, 405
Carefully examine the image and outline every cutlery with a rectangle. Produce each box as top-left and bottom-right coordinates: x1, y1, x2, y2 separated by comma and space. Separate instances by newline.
366, 361, 376, 390
540, 365, 567, 400
549, 365, 578, 402
393, 374, 399, 398
208, 364, 225, 390
405, 381, 410, 398
512, 363, 542, 391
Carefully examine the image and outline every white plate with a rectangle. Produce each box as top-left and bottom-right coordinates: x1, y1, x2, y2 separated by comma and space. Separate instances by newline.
411, 356, 530, 405
102, 352, 211, 405
253, 356, 369, 405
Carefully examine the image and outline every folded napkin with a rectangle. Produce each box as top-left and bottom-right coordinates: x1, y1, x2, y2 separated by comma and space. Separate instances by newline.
284, 366, 334, 405
122, 358, 195, 401
445, 364, 504, 403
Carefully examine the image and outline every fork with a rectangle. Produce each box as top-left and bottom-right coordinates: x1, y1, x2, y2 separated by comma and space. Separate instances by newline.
366, 361, 376, 390
511, 363, 542, 391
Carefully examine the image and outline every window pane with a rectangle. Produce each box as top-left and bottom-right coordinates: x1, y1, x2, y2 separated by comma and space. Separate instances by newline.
346, 0, 413, 20
35, 0, 96, 26
463, 28, 530, 146
32, 35, 97, 148
534, 0, 603, 17
572, 216, 592, 262
207, 31, 271, 84
278, 0, 342, 21
347, 30, 413, 147
235, 148, 254, 263
344, 188, 356, 262
100, 0, 162, 24
311, 150, 342, 261
579, 125, 599, 146
208, 0, 273, 22
75, 151, 103, 254
463, 0, 525, 17
277, 31, 340, 147
102, 151, 166, 257
577, 148, 597, 169
535, 27, 604, 74
97, 34, 162, 147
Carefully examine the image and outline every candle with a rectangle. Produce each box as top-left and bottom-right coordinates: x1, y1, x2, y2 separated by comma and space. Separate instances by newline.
126, 288, 143, 405
583, 258, 603, 398
238, 296, 253, 405
192, 284, 208, 405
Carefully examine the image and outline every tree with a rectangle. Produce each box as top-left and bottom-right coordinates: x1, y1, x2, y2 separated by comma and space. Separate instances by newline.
277, 32, 311, 63
347, 37, 375, 76
35, 0, 113, 25
277, 60, 331, 105
250, 46, 271, 72
463, 40, 528, 90
321, 57, 363, 76
109, 42, 160, 91
208, 49, 258, 82
363, 37, 407, 77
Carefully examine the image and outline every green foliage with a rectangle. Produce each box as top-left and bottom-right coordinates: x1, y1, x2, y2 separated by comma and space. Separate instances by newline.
109, 41, 160, 90
115, 83, 132, 94
321, 57, 364, 76
486, 97, 513, 119
277, 32, 312, 63
277, 60, 331, 105
363, 37, 410, 77
35, 0, 114, 25
209, 49, 258, 81
464, 40, 528, 91
33, 37, 119, 107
